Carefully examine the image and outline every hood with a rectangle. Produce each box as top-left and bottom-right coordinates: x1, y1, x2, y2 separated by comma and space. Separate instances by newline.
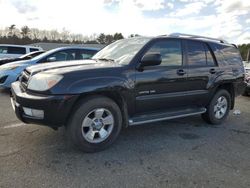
27, 59, 122, 75
0, 59, 31, 68
0, 57, 18, 65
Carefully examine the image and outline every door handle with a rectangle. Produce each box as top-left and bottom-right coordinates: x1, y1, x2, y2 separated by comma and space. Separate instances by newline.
209, 68, 216, 74
177, 69, 186, 76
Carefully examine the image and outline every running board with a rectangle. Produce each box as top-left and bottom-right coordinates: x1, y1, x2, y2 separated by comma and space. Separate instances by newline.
129, 107, 206, 126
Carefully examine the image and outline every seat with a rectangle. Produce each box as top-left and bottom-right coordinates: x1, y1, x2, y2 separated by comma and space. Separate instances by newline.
66, 54, 74, 60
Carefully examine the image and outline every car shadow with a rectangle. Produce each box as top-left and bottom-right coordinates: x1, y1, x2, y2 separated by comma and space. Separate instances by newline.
32, 115, 225, 175
0, 88, 11, 95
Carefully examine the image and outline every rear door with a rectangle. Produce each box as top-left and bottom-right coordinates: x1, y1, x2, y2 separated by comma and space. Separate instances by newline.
184, 40, 218, 106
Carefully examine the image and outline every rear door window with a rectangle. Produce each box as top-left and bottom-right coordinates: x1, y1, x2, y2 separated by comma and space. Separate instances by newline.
8, 47, 26, 54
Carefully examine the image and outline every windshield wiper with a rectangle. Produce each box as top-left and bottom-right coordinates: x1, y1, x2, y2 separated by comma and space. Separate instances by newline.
94, 58, 115, 63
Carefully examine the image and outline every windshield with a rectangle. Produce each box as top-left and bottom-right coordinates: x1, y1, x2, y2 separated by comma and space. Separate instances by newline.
31, 48, 66, 61
92, 37, 151, 65
19, 51, 44, 59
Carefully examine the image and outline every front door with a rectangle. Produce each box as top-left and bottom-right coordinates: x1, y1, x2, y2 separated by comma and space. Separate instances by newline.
135, 39, 189, 114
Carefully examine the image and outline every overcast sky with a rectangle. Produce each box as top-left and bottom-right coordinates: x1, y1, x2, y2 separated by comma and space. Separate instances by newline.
0, 0, 249, 44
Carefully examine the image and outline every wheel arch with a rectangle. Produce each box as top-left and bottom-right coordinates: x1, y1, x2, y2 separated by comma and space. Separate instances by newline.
65, 91, 129, 128
215, 83, 235, 109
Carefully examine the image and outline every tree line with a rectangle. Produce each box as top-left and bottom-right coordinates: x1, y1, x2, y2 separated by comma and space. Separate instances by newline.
238, 44, 250, 61
0, 25, 249, 60
0, 25, 125, 45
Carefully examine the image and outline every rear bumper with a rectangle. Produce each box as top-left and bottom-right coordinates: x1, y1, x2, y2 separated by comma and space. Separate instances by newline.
11, 81, 79, 128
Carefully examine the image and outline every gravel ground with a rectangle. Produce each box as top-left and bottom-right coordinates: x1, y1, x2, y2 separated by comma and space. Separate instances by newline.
0, 88, 250, 188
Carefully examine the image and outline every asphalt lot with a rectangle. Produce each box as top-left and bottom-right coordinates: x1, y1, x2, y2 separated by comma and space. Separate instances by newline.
0, 88, 250, 188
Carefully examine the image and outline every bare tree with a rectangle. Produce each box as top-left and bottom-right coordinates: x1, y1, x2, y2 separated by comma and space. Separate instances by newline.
21, 26, 30, 38
30, 28, 40, 40
60, 28, 70, 42
49, 30, 60, 41
8, 24, 16, 36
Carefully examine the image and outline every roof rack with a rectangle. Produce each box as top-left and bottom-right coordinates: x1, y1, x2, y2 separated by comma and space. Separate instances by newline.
169, 33, 229, 44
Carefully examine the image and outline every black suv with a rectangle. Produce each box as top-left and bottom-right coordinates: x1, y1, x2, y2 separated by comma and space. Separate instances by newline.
10, 33, 246, 152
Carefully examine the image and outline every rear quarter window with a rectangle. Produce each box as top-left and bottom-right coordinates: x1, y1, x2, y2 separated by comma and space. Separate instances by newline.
30, 48, 39, 52
209, 43, 242, 66
221, 46, 242, 66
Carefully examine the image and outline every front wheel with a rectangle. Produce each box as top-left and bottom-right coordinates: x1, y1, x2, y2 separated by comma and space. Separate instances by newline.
202, 89, 231, 125
67, 96, 122, 152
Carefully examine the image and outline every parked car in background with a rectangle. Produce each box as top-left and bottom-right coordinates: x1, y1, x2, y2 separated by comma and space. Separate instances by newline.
10, 34, 246, 152
0, 50, 45, 66
0, 46, 99, 88
243, 63, 250, 95
0, 44, 43, 59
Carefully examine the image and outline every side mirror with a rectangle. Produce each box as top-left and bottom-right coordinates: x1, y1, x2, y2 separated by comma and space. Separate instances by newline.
47, 57, 56, 62
140, 53, 162, 68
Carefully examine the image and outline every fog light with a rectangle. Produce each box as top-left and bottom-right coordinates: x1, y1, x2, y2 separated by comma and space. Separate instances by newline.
23, 107, 44, 119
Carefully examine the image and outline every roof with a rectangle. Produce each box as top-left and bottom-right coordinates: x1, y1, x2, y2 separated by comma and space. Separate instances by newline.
0, 44, 42, 49
30, 42, 105, 51
46, 46, 100, 51
158, 33, 234, 46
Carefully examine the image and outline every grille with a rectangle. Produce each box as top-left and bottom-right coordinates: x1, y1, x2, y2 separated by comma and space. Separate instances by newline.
0, 75, 8, 84
20, 70, 31, 90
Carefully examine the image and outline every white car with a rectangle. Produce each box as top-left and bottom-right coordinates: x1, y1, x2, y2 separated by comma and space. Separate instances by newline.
0, 44, 43, 59
244, 62, 250, 95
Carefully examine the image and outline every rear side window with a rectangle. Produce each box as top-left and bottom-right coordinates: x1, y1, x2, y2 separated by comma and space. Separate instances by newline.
30, 48, 39, 52
187, 41, 206, 66
8, 47, 26, 54
145, 40, 182, 66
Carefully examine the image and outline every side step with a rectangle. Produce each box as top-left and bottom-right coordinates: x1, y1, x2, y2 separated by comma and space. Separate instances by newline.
129, 107, 206, 126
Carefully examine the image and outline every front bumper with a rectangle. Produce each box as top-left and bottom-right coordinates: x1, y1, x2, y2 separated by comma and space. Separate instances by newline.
11, 81, 79, 128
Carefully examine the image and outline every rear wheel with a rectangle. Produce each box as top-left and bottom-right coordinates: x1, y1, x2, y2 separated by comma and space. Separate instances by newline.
67, 96, 122, 152
202, 89, 231, 125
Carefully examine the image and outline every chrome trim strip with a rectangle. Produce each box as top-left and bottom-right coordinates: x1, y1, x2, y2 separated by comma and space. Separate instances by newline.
129, 109, 206, 126
136, 90, 208, 101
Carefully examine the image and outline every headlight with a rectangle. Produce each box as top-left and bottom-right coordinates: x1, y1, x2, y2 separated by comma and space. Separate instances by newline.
27, 73, 63, 91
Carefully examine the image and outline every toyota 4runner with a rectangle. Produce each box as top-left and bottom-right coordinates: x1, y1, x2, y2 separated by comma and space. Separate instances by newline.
10, 33, 246, 152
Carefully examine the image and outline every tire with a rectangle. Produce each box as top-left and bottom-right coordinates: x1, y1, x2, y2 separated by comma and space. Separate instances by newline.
202, 89, 231, 125
67, 96, 122, 152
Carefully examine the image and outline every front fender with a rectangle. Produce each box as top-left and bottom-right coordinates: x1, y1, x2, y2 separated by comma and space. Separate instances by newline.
56, 76, 135, 94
